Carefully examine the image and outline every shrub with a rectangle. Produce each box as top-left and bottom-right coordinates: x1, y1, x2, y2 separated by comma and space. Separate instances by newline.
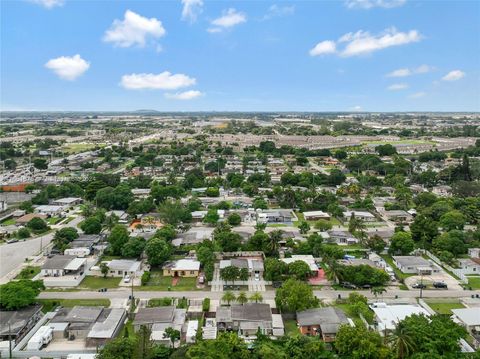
141, 271, 151, 286
202, 298, 210, 312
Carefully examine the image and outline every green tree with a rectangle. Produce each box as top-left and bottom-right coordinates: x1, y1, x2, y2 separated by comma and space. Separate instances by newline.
158, 200, 191, 226
275, 278, 319, 312
298, 221, 310, 234
27, 217, 48, 233
237, 291, 248, 305
264, 258, 288, 281
220, 266, 240, 284
222, 291, 236, 305
348, 213, 366, 241
0, 280, 44, 310
100, 262, 109, 278
335, 325, 391, 359
145, 237, 172, 267
314, 219, 332, 231
439, 210, 466, 231
386, 322, 416, 359
227, 213, 242, 226
388, 231, 415, 255
154, 225, 177, 242
287, 260, 311, 280
17, 227, 31, 239
135, 325, 154, 359
80, 216, 102, 234
108, 225, 130, 256
366, 235, 386, 253
163, 327, 181, 348
250, 292, 263, 303
96, 337, 136, 359
203, 209, 220, 225
121, 237, 146, 258
186, 332, 249, 359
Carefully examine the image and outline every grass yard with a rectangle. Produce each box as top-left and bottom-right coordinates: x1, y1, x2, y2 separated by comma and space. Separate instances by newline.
79, 276, 121, 289
47, 217, 62, 225
141, 271, 200, 291
425, 301, 465, 315
15, 266, 41, 280
466, 276, 480, 289
61, 143, 100, 154
1, 218, 15, 226
38, 299, 110, 313
283, 319, 300, 337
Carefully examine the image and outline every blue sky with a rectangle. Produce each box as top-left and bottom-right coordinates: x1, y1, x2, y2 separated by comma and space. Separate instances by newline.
1, 0, 479, 112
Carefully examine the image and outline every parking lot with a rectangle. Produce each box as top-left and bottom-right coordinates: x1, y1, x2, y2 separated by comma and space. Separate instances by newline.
405, 272, 463, 291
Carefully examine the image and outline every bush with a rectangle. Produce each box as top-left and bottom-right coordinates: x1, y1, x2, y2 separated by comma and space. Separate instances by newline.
141, 271, 151, 286
177, 297, 188, 309
148, 297, 173, 307
17, 227, 31, 239
202, 298, 210, 312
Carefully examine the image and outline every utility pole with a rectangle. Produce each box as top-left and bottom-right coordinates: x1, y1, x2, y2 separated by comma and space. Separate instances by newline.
9, 322, 12, 359
419, 273, 424, 299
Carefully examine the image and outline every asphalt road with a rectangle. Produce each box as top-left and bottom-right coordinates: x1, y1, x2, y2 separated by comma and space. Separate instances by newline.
38, 288, 480, 301
0, 216, 83, 279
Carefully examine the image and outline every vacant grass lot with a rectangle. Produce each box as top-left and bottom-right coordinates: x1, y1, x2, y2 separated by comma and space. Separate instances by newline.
283, 319, 300, 336
141, 271, 200, 291
425, 301, 465, 315
38, 299, 110, 313
467, 276, 480, 289
79, 276, 121, 289
15, 266, 41, 279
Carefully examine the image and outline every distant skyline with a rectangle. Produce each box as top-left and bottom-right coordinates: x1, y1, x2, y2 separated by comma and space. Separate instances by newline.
1, 0, 479, 112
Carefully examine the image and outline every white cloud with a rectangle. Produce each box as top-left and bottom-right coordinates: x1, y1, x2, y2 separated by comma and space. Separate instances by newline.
386, 64, 433, 77
345, 0, 406, 9
387, 83, 408, 90
120, 71, 196, 90
351, 105, 363, 111
309, 41, 336, 56
181, 0, 203, 23
28, 0, 64, 9
310, 27, 422, 58
103, 10, 166, 48
442, 70, 465, 81
208, 8, 246, 33
262, 4, 295, 20
341, 28, 422, 57
45, 54, 90, 80
165, 90, 203, 100
409, 91, 426, 98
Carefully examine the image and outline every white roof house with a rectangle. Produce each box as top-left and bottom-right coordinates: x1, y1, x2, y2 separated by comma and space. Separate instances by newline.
452, 308, 480, 329
370, 303, 430, 332
343, 211, 376, 221
303, 211, 331, 221
281, 255, 319, 272
163, 259, 200, 272
34, 205, 64, 215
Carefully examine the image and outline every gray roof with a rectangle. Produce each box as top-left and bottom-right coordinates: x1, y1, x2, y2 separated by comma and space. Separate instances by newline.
88, 308, 125, 339
231, 303, 272, 322
296, 307, 348, 333
0, 305, 42, 336
393, 256, 431, 267
42, 255, 77, 270
65, 306, 103, 323
134, 307, 175, 325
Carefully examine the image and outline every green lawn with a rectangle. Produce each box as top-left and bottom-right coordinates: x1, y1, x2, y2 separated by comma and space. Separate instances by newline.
1, 218, 15, 226
15, 266, 41, 280
79, 276, 121, 289
283, 319, 300, 337
141, 271, 200, 291
38, 299, 110, 313
466, 276, 480, 289
425, 301, 465, 315
47, 217, 62, 225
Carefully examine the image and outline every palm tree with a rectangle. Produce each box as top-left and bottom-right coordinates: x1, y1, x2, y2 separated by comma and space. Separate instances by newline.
348, 213, 366, 240
371, 286, 386, 302
249, 292, 263, 303
266, 230, 283, 255
237, 291, 248, 305
387, 322, 416, 359
222, 291, 236, 306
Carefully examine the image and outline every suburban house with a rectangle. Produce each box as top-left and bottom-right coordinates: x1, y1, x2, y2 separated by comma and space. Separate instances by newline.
303, 211, 330, 221
456, 258, 480, 275
41, 255, 86, 287
468, 248, 480, 258
131, 188, 151, 199
326, 230, 358, 245
281, 255, 319, 275
370, 303, 430, 333
49, 306, 126, 347
296, 307, 350, 342
451, 308, 480, 349
15, 213, 47, 226
162, 259, 200, 278
0, 305, 43, 345
257, 209, 295, 224
342, 211, 376, 222
134, 306, 186, 347
216, 303, 283, 338
52, 197, 83, 208
64, 234, 101, 257
34, 205, 65, 217
382, 210, 413, 224
392, 256, 440, 275
219, 257, 264, 275
92, 259, 145, 279
172, 228, 214, 247
130, 213, 163, 234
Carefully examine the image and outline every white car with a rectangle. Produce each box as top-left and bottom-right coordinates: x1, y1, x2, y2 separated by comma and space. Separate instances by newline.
254, 273, 260, 281
123, 276, 131, 283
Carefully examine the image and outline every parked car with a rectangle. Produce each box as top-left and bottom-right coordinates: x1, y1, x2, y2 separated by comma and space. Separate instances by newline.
412, 283, 426, 289
341, 282, 357, 289
123, 276, 131, 283
433, 282, 447, 289
254, 273, 260, 281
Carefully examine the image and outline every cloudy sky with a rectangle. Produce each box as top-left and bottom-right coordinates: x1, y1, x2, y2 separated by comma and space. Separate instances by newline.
1, 0, 479, 111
